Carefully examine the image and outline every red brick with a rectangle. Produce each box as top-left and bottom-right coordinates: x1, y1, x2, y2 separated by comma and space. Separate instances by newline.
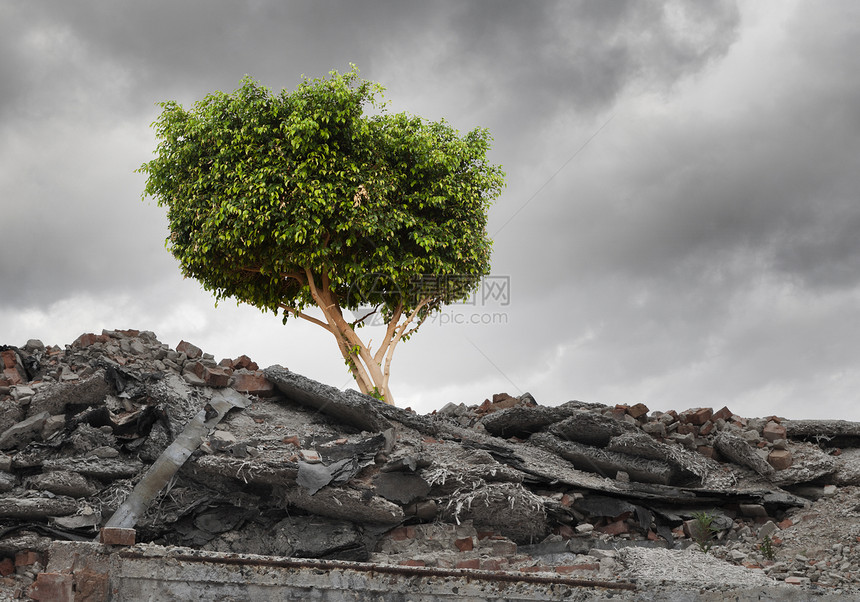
762, 421, 787, 442
0, 558, 13, 576
699, 421, 715, 436
626, 403, 649, 419
778, 518, 794, 529
72, 333, 109, 348
282, 435, 301, 447
712, 406, 733, 421
201, 366, 230, 388
399, 559, 425, 567
477, 531, 495, 540
176, 340, 203, 359
27, 573, 73, 602
768, 449, 793, 470
682, 407, 713, 426
454, 537, 473, 552
556, 524, 576, 539
231, 371, 276, 397
677, 423, 699, 435
388, 526, 415, 541
697, 445, 717, 459
73, 568, 110, 602
519, 566, 547, 573
595, 519, 629, 535
0, 350, 17, 369
456, 559, 480, 570
480, 558, 505, 571
233, 355, 259, 370
646, 530, 660, 541
100, 527, 135, 546
556, 563, 600, 573
15, 550, 42, 566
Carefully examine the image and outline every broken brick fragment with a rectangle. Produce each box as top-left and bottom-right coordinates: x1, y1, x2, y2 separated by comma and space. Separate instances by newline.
762, 421, 787, 442
15, 550, 43, 566
456, 559, 480, 570
72, 333, 109, 348
27, 573, 74, 602
626, 403, 649, 419
399, 559, 425, 567
712, 406, 733, 421
767, 449, 793, 470
681, 407, 713, 426
454, 537, 474, 552
696, 445, 716, 459
230, 371, 276, 397
0, 557, 14, 576
176, 340, 203, 359
480, 558, 506, 571
100, 527, 136, 546
233, 354, 259, 370
595, 519, 629, 536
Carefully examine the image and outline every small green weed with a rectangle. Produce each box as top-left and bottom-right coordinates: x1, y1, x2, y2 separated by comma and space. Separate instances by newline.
691, 511, 719, 553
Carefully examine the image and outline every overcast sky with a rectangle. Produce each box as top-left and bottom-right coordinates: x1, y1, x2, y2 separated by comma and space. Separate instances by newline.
2, 1, 860, 419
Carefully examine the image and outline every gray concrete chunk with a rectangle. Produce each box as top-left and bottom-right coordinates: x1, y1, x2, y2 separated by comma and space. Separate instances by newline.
714, 431, 774, 476
0, 411, 50, 450
549, 410, 638, 447
264, 366, 391, 433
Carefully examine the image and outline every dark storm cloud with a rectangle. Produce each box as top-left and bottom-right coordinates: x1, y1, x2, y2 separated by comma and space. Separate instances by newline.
435, 0, 740, 122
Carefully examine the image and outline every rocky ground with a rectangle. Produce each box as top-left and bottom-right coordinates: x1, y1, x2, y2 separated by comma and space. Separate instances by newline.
1, 330, 860, 600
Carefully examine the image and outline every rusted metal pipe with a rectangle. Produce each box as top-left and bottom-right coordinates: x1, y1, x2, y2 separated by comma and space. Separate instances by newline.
118, 549, 638, 591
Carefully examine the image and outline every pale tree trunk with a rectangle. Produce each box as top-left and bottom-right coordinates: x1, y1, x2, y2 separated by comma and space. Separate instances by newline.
280, 269, 434, 406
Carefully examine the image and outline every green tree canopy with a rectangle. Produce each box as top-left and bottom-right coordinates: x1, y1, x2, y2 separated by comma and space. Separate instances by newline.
139, 66, 505, 404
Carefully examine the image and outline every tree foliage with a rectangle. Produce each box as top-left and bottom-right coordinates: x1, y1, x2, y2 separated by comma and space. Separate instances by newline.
139, 66, 505, 404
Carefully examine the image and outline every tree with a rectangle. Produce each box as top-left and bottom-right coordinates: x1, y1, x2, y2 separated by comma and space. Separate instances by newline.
138, 66, 505, 405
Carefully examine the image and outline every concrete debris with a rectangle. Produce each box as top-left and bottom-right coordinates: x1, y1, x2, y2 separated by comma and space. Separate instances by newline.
0, 330, 859, 599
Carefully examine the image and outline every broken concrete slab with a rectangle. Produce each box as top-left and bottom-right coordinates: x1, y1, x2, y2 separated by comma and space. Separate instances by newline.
187, 455, 299, 487
269, 516, 380, 561
605, 431, 725, 487
372, 472, 431, 505
442, 482, 548, 544
531, 432, 676, 485
0, 496, 78, 518
0, 471, 16, 493
480, 405, 567, 438
264, 366, 391, 433
549, 410, 639, 447
27, 370, 111, 417
279, 485, 404, 525
784, 419, 860, 447
714, 431, 774, 477
0, 411, 50, 450
26, 471, 100, 498
42, 457, 144, 482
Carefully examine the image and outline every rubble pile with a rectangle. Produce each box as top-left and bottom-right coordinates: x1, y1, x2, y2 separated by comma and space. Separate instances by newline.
1, 330, 860, 598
